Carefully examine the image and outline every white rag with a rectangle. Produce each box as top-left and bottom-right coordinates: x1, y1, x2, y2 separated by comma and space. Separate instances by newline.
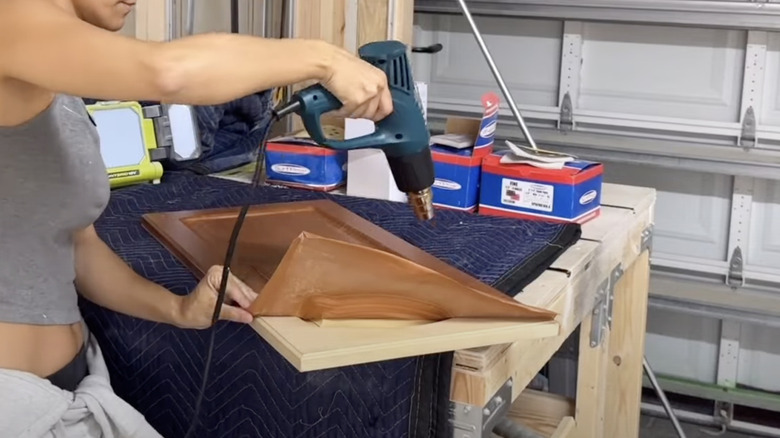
0, 328, 163, 438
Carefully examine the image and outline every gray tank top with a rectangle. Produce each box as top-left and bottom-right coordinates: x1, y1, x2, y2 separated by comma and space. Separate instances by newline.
0, 94, 110, 325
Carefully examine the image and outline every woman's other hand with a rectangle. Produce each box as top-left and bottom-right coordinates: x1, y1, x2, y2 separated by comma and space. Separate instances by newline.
176, 265, 258, 329
320, 46, 394, 122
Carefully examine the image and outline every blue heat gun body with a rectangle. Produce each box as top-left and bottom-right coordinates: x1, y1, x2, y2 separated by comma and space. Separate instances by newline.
273, 40, 435, 220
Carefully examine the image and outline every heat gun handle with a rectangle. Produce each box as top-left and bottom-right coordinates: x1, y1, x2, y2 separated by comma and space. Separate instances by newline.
295, 84, 393, 151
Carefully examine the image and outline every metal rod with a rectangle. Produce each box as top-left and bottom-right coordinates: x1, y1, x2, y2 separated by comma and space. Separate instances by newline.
642, 403, 780, 438
263, 0, 275, 38
185, 0, 195, 36
231, 0, 240, 33
453, 0, 538, 150
644, 356, 688, 438
167, 0, 178, 40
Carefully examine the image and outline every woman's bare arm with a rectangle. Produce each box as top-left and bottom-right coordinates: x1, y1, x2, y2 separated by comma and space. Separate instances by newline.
0, 0, 391, 117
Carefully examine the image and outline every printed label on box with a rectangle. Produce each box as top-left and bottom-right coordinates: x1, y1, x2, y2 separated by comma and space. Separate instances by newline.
501, 178, 554, 212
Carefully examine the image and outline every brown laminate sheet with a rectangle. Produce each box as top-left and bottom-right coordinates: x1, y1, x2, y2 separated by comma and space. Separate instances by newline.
141, 200, 556, 322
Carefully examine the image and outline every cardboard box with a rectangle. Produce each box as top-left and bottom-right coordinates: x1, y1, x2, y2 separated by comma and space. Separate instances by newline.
479, 150, 604, 223
265, 129, 347, 191
429, 92, 500, 211
345, 82, 427, 203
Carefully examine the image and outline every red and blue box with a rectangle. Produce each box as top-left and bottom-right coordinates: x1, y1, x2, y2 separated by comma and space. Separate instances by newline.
479, 150, 604, 223
430, 92, 500, 212
264, 130, 347, 191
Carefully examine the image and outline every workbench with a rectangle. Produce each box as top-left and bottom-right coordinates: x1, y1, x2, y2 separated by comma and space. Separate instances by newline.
449, 182, 656, 438
79, 165, 655, 438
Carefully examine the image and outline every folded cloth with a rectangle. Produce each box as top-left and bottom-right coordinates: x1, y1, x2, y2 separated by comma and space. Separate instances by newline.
0, 327, 162, 438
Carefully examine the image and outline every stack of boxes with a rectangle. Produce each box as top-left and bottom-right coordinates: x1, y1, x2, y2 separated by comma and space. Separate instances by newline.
427, 92, 499, 212
479, 151, 604, 223
262, 86, 604, 224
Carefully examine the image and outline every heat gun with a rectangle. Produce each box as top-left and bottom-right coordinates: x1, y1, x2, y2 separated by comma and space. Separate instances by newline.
273, 40, 436, 221
186, 40, 434, 437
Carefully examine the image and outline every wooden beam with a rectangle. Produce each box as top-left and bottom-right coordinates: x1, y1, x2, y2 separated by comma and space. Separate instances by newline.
603, 251, 651, 437
134, 0, 169, 41
505, 390, 575, 437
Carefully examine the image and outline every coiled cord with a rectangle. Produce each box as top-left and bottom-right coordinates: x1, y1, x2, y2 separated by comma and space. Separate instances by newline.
183, 111, 280, 438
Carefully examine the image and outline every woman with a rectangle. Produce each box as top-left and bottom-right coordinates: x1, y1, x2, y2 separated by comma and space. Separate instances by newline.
0, 0, 393, 435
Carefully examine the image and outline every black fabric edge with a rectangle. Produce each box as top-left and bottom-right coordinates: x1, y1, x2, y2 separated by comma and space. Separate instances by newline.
492, 223, 582, 294
408, 353, 454, 438
408, 222, 582, 438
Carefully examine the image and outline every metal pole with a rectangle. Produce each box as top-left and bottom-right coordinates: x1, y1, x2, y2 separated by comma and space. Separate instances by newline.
644, 356, 688, 438
167, 0, 178, 40
231, 0, 240, 33
185, 0, 195, 36
263, 0, 275, 38
453, 0, 538, 150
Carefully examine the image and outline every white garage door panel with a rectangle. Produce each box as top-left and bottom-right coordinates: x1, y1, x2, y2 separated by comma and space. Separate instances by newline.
412, 14, 562, 108
579, 23, 746, 123
747, 179, 780, 271
601, 161, 731, 263
760, 33, 780, 128
645, 308, 720, 383
737, 323, 780, 392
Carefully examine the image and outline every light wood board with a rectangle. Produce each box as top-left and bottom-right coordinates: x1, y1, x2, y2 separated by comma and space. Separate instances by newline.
251, 316, 559, 372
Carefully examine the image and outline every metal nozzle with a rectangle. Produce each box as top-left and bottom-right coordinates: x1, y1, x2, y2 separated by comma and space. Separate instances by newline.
272, 99, 301, 121
408, 187, 435, 221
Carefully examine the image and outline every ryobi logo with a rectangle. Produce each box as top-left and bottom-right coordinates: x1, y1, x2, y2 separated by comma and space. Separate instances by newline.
480, 120, 497, 138
579, 190, 598, 205
433, 178, 462, 191
271, 163, 311, 176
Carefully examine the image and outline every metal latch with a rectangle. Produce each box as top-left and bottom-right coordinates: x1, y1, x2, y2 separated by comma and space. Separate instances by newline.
589, 264, 623, 348
740, 106, 756, 149
559, 92, 573, 131
641, 224, 654, 254
727, 246, 744, 289
449, 378, 512, 438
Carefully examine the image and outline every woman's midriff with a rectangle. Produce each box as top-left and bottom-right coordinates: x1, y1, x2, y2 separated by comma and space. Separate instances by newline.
0, 321, 84, 377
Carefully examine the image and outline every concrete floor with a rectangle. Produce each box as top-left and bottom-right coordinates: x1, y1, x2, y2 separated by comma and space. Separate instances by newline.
640, 415, 758, 438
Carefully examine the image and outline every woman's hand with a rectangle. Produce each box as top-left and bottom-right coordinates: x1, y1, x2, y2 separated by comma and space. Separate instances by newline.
319, 45, 394, 121
176, 265, 259, 329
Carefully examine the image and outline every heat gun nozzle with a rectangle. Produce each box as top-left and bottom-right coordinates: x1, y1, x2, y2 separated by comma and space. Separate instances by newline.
272, 100, 301, 121
408, 187, 435, 221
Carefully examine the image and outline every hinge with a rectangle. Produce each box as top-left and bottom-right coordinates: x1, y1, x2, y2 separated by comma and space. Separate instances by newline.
559, 92, 573, 131
449, 378, 512, 438
589, 264, 623, 348
142, 105, 174, 151
727, 246, 745, 289
641, 224, 654, 254
740, 106, 756, 149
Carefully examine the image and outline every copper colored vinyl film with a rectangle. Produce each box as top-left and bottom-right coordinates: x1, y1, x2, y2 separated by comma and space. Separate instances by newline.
141, 200, 556, 322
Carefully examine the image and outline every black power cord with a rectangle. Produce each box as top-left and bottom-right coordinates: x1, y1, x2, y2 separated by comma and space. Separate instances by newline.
183, 111, 281, 438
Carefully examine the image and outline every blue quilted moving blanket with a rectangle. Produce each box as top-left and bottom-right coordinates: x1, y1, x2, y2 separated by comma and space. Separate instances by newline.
78, 171, 580, 438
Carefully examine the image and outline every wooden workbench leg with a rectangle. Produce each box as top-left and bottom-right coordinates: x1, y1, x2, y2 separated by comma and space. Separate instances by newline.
604, 250, 651, 437
574, 308, 611, 437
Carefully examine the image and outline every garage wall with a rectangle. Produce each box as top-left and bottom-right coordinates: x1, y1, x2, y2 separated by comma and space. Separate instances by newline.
410, 10, 780, 397
119, 9, 135, 37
